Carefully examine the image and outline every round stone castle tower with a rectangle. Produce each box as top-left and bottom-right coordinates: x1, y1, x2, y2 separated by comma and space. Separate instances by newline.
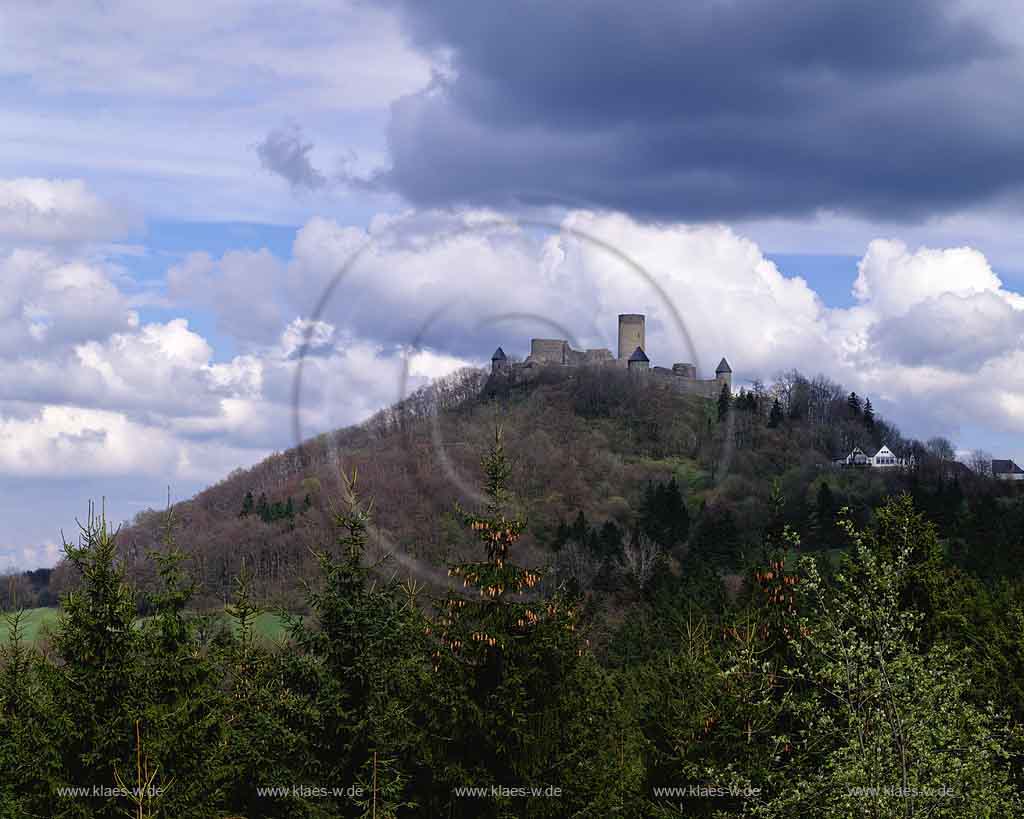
617, 314, 645, 360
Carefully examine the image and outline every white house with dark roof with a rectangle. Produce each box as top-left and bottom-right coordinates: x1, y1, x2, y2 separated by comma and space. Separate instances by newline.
872, 444, 902, 468
836, 444, 911, 469
993, 459, 1024, 480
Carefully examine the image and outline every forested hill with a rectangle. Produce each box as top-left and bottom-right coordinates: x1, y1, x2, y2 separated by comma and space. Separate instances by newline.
8, 365, 1016, 613
28, 361, 993, 615
8, 355, 1024, 815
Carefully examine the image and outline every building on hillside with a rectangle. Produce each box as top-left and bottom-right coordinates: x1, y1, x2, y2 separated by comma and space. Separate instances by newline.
838, 446, 872, 467
835, 444, 912, 469
490, 313, 731, 399
993, 459, 1024, 480
872, 444, 903, 468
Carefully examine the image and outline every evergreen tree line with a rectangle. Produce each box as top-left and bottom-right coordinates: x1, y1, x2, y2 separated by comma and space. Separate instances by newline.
0, 567, 56, 610
722, 368, 900, 461
551, 467, 1024, 586
4, 437, 1024, 817
734, 385, 877, 433
553, 479, 690, 558
239, 490, 312, 526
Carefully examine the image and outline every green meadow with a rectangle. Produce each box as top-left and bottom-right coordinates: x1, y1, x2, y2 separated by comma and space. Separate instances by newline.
0, 607, 289, 644
0, 606, 59, 642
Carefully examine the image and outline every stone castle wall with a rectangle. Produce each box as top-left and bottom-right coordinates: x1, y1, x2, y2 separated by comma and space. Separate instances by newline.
494, 355, 726, 397
528, 339, 618, 367
651, 366, 724, 398
493, 314, 730, 396
530, 338, 568, 364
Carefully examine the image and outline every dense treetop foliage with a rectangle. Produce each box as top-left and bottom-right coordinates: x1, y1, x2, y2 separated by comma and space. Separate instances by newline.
3, 431, 1024, 816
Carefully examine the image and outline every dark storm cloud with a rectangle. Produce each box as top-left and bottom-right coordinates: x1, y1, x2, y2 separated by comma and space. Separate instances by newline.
381, 0, 1022, 221
256, 124, 327, 190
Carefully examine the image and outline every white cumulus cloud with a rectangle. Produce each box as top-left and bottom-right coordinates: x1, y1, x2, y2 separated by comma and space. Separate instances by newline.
853, 239, 1005, 315
0, 178, 130, 243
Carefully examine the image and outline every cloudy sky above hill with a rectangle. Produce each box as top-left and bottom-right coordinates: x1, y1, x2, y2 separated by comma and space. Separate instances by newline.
2, 0, 1024, 569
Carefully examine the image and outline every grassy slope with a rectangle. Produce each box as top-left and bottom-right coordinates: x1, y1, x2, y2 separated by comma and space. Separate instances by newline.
0, 606, 59, 642
0, 607, 289, 644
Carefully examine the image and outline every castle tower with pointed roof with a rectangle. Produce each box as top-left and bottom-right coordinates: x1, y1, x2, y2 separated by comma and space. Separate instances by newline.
627, 346, 650, 371
490, 346, 509, 375
716, 357, 732, 392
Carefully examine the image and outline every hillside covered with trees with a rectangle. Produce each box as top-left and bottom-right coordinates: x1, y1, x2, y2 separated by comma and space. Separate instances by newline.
5, 363, 1023, 617
4, 364, 1024, 816
3, 418, 1024, 816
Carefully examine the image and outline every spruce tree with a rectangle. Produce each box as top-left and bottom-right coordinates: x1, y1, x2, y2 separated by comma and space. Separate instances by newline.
1, 590, 61, 815
270, 500, 286, 522
813, 481, 836, 548
664, 477, 690, 546
735, 387, 759, 413
134, 505, 226, 817
216, 565, 299, 818
597, 520, 624, 560
690, 504, 742, 568
640, 478, 690, 548
428, 429, 639, 816
847, 391, 862, 416
762, 478, 787, 554
569, 509, 588, 546
863, 396, 875, 430
718, 381, 731, 421
49, 505, 144, 817
553, 519, 570, 551
768, 398, 784, 428
273, 470, 424, 818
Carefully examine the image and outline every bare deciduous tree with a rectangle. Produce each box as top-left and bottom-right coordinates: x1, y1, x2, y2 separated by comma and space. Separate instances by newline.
968, 449, 993, 476
555, 541, 599, 591
926, 436, 956, 462
620, 532, 661, 586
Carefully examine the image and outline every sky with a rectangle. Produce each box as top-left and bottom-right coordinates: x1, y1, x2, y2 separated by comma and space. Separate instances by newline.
3, 0, 1024, 570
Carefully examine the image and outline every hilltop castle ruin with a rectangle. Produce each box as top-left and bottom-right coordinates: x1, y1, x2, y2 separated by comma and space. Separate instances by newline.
490, 313, 731, 399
